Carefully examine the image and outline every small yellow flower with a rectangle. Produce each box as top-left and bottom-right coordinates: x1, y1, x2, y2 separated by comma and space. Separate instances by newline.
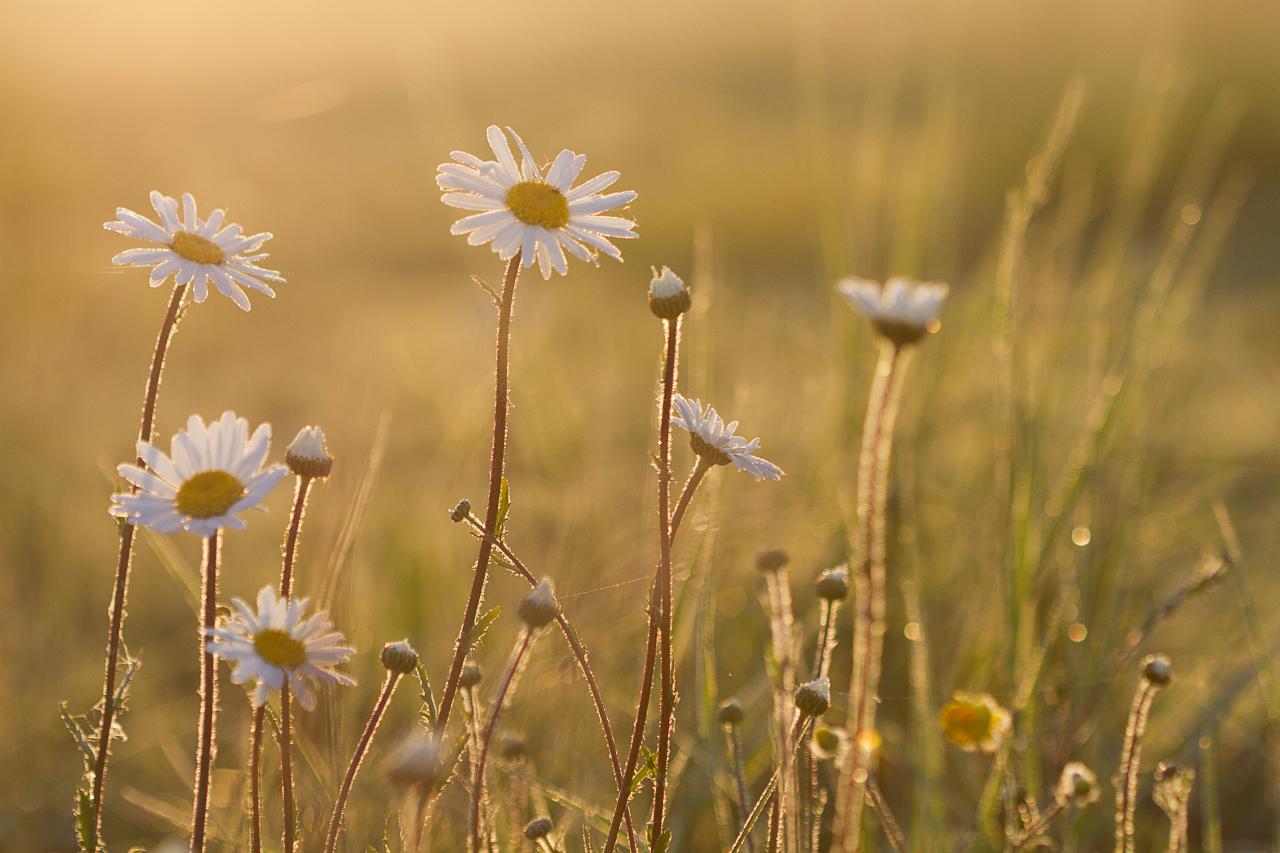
939, 692, 1011, 753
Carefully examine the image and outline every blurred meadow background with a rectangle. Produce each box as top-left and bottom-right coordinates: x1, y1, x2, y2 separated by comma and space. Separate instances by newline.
2, 0, 1279, 849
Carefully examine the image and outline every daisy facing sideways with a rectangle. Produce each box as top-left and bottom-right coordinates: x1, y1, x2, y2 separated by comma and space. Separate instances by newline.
207, 586, 355, 710
105, 191, 284, 311
837, 276, 949, 346
437, 125, 637, 279
671, 394, 783, 481
110, 411, 288, 537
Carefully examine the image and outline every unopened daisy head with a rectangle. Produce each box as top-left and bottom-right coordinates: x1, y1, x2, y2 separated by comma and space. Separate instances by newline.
670, 394, 783, 481
437, 125, 638, 279
939, 692, 1011, 753
648, 266, 690, 320
837, 276, 949, 346
105, 191, 284, 311
206, 585, 355, 710
286, 425, 334, 479
110, 411, 288, 537
1054, 761, 1099, 808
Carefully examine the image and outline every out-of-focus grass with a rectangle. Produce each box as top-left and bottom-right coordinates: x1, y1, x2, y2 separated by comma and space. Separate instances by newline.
1, 0, 1279, 849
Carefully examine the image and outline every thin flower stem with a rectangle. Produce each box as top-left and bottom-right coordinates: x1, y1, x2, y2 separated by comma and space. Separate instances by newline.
461, 513, 638, 851
280, 684, 296, 852
653, 317, 683, 844
835, 342, 911, 853
248, 473, 314, 851
471, 627, 535, 853
1115, 680, 1157, 852
670, 458, 711, 542
725, 723, 756, 853
438, 253, 522, 734
249, 710, 265, 853
323, 672, 403, 853
867, 776, 907, 852
764, 569, 799, 852
90, 281, 188, 847
727, 716, 815, 853
192, 531, 222, 853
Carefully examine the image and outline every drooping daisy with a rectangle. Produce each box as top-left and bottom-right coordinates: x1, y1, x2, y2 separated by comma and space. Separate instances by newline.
110, 411, 288, 537
105, 191, 284, 311
837, 276, 949, 346
939, 692, 1011, 753
671, 394, 783, 481
437, 125, 638, 279
206, 586, 355, 710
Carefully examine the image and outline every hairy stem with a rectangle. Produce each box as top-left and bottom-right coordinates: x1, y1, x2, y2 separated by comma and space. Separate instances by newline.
471, 627, 535, 852
323, 671, 402, 853
437, 253, 522, 734
191, 531, 222, 852
462, 513, 638, 850
653, 317, 683, 843
1115, 680, 1158, 852
90, 281, 188, 847
725, 723, 756, 853
835, 342, 910, 852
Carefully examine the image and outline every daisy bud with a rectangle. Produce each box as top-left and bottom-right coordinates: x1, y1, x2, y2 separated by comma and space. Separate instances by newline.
499, 733, 526, 762
286, 425, 334, 479
716, 697, 745, 726
1053, 761, 1100, 808
460, 663, 482, 688
524, 817, 554, 840
1142, 653, 1172, 687
1153, 762, 1196, 818
450, 498, 471, 523
795, 677, 831, 717
648, 266, 691, 320
756, 548, 790, 573
381, 640, 419, 675
815, 566, 850, 601
519, 578, 559, 629
387, 732, 443, 788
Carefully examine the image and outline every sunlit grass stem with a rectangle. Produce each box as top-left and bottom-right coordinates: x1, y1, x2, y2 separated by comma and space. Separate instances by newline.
762, 567, 798, 851
90, 280, 188, 848
323, 670, 404, 853
1114, 661, 1168, 852
835, 341, 911, 852
437, 253, 522, 735
471, 626, 536, 853
727, 715, 816, 853
191, 530, 222, 853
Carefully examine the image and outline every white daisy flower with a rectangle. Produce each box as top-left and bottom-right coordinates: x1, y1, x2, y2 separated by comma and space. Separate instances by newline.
836, 276, 949, 345
105, 191, 284, 311
206, 586, 355, 710
110, 411, 288, 537
437, 125, 638, 279
671, 394, 783, 481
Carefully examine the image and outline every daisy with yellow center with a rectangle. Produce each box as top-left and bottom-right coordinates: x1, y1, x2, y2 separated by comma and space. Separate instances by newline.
207, 586, 356, 709
105, 191, 284, 311
110, 411, 288, 537
437, 125, 638, 279
939, 692, 1012, 753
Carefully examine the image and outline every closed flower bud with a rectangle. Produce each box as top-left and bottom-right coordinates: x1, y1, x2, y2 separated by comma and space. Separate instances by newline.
796, 677, 831, 716
524, 817, 554, 840
756, 548, 789, 573
286, 425, 334, 479
450, 498, 471, 523
519, 578, 559, 629
380, 640, 419, 674
815, 566, 850, 601
717, 697, 745, 726
1142, 653, 1172, 687
459, 663, 482, 688
1054, 761, 1099, 807
648, 266, 691, 320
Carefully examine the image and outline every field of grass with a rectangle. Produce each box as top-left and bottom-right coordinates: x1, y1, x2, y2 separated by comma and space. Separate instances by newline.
2, 0, 1279, 850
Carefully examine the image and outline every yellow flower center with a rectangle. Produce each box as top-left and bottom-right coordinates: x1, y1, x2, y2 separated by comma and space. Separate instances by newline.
170, 231, 226, 265
175, 470, 245, 519
505, 181, 570, 229
253, 628, 307, 668
940, 700, 993, 747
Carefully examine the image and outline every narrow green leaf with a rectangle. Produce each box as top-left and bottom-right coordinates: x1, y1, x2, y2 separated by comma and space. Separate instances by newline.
495, 478, 512, 537
469, 606, 503, 655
